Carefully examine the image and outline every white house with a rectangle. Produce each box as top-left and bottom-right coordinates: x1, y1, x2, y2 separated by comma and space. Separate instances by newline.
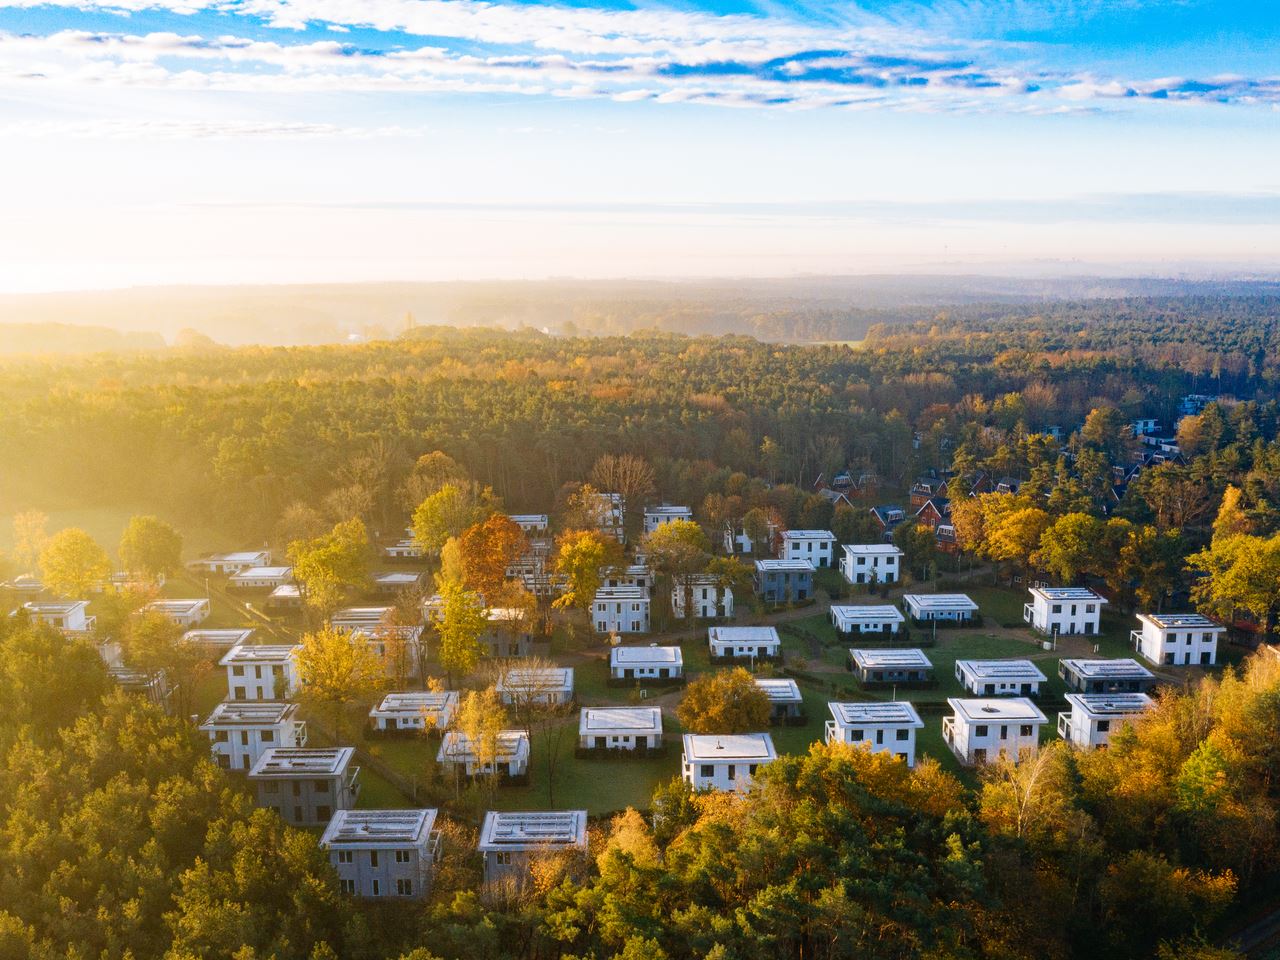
578, 707, 664, 752
20, 600, 95, 635
847, 648, 934, 686
496, 667, 575, 707
481, 608, 534, 658
755, 678, 804, 722
1058, 692, 1153, 749
943, 698, 1047, 766
1058, 658, 1157, 694
604, 564, 653, 594
322, 809, 440, 899
954, 659, 1047, 697
708, 625, 780, 661
840, 544, 903, 585
903, 594, 978, 622
220, 643, 301, 700
368, 691, 459, 734
671, 575, 733, 619
830, 605, 904, 635
266, 584, 302, 609
384, 539, 424, 560
1023, 586, 1106, 636
824, 701, 925, 767
182, 627, 253, 652
508, 514, 549, 534
248, 747, 361, 827
779, 530, 837, 569
200, 700, 307, 771
436, 729, 530, 779
592, 492, 626, 542
478, 810, 588, 888
1131, 612, 1224, 667
332, 606, 424, 672
609, 644, 683, 682
228, 566, 293, 590
191, 551, 271, 574
643, 504, 693, 534
142, 598, 210, 628
682, 733, 776, 791
593, 586, 650, 634
374, 572, 425, 595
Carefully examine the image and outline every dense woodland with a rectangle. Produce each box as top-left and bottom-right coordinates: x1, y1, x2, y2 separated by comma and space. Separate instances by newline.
5, 298, 1280, 959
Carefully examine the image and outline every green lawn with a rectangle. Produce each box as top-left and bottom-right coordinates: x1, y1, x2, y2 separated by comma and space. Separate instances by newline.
964, 586, 1030, 628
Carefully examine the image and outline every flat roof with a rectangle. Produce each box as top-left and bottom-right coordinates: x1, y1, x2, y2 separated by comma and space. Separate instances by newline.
1138, 612, 1223, 630
230, 566, 292, 578
849, 648, 933, 670
611, 644, 682, 665
948, 698, 1048, 723
508, 514, 549, 523
23, 600, 87, 614
644, 505, 692, 516
201, 701, 296, 727
594, 586, 649, 601
1029, 586, 1106, 602
842, 543, 902, 554
205, 551, 269, 562
682, 732, 776, 763
219, 643, 299, 666
375, 571, 423, 584
754, 678, 802, 703
496, 667, 574, 693
1064, 692, 1154, 718
183, 628, 253, 646
754, 559, 815, 572
828, 701, 923, 727
831, 604, 905, 623
782, 529, 835, 540
249, 747, 354, 778
144, 599, 208, 613
708, 626, 780, 645
370, 691, 459, 716
579, 706, 663, 735
956, 659, 1047, 682
478, 810, 588, 851
438, 729, 528, 762
331, 606, 393, 625
903, 593, 978, 611
321, 809, 438, 848
269, 584, 301, 598
1060, 657, 1155, 679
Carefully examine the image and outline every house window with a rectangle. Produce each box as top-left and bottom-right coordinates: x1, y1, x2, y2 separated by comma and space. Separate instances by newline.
851, 729, 863, 741
263, 782, 280, 794
1051, 604, 1062, 614
700, 764, 714, 778
396, 879, 413, 896
1019, 725, 1033, 737
974, 725, 988, 737
340, 879, 356, 894
1097, 720, 1111, 732
1086, 604, 1096, 613
395, 849, 411, 864
896, 729, 909, 741
371, 879, 381, 896
337, 850, 353, 864
726, 765, 736, 781
494, 851, 512, 866
314, 779, 330, 793
261, 730, 274, 743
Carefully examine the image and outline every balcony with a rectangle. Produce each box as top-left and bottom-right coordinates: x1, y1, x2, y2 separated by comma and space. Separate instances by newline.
292, 722, 308, 748
1130, 629, 1143, 651
1022, 603, 1034, 624
824, 720, 838, 745
941, 716, 956, 748
345, 767, 362, 798
1056, 712, 1070, 740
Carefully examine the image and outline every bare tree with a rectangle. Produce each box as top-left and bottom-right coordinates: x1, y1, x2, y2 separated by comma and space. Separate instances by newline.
590, 454, 656, 534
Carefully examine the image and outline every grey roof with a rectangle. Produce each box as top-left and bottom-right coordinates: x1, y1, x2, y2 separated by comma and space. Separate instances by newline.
478, 810, 588, 851
1064, 692, 1154, 718
849, 648, 933, 670
249, 747, 354, 778
321, 809, 437, 848
828, 701, 923, 727
1060, 657, 1155, 679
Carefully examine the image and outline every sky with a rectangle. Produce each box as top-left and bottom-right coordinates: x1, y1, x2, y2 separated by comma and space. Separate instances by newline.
1, 0, 1278, 292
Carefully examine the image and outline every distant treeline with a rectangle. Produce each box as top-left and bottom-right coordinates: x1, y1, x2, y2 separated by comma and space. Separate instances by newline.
0, 322, 165, 355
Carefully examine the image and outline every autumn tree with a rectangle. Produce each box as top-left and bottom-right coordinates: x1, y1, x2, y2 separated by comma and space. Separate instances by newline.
294, 625, 384, 740
286, 517, 371, 619
436, 576, 486, 684
273, 500, 327, 550
119, 609, 210, 718
412, 481, 498, 556
553, 528, 623, 631
643, 519, 711, 623
39, 527, 111, 599
893, 520, 937, 582
1188, 533, 1280, 635
398, 450, 468, 512
10, 509, 49, 572
590, 453, 656, 536
676, 668, 771, 734
451, 687, 509, 800
1033, 512, 1105, 583
118, 515, 183, 580
1212, 485, 1252, 543
458, 513, 527, 597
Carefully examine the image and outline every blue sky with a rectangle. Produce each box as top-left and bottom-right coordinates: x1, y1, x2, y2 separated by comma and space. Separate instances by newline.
1, 0, 1278, 290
